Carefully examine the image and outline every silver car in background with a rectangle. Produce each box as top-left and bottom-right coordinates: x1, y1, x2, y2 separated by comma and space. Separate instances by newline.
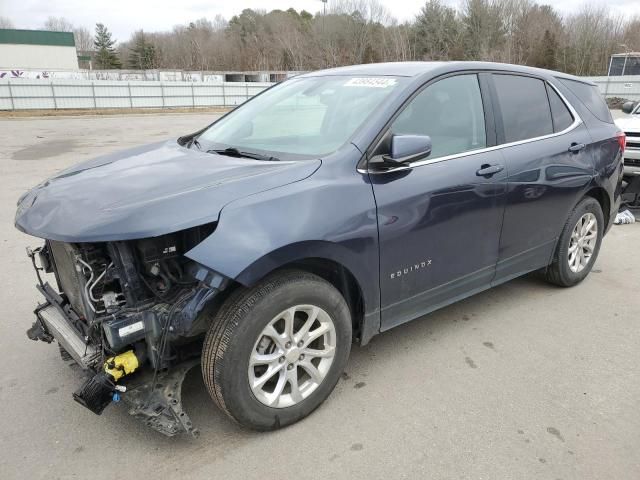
616, 101, 640, 176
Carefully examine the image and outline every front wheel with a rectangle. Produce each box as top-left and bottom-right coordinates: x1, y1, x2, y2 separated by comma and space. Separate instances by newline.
543, 197, 604, 287
201, 270, 351, 430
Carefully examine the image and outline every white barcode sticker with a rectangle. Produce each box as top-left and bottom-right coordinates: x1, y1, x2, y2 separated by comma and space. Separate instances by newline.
344, 78, 397, 88
119, 321, 144, 337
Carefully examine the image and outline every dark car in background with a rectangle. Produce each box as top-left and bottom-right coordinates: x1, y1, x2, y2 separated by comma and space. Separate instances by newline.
15, 62, 623, 436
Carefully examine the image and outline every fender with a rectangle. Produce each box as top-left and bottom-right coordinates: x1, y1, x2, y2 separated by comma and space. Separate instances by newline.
184, 146, 381, 326
590, 134, 624, 232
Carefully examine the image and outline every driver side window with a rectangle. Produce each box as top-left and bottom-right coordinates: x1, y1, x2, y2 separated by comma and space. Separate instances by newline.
391, 74, 487, 160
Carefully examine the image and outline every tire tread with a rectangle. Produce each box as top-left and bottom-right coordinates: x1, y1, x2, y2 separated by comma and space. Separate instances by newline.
544, 197, 602, 287
201, 269, 338, 424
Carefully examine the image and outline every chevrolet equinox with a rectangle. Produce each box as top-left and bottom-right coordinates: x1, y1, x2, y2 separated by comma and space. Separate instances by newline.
15, 62, 624, 436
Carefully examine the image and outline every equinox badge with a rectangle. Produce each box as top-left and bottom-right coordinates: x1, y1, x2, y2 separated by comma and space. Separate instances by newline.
390, 259, 432, 279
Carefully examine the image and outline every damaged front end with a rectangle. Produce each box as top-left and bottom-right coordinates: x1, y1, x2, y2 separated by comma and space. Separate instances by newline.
26, 223, 227, 437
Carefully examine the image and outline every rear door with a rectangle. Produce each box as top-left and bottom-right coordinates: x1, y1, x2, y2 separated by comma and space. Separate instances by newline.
370, 73, 507, 330
489, 73, 594, 282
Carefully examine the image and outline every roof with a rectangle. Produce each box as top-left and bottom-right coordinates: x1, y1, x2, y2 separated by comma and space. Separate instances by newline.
611, 52, 640, 57
301, 61, 592, 84
302, 62, 447, 77
0, 29, 75, 47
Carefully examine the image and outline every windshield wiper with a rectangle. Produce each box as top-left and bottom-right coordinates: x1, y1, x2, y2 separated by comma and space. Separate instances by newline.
207, 147, 279, 162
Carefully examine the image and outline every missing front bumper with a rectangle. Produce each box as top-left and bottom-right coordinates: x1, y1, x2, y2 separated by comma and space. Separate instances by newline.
27, 283, 201, 437
25, 242, 210, 438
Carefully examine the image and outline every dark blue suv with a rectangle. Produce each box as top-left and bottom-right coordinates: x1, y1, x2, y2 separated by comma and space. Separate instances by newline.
16, 62, 624, 436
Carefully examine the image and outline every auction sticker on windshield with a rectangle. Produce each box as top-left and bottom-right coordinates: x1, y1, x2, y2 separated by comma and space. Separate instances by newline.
344, 77, 397, 88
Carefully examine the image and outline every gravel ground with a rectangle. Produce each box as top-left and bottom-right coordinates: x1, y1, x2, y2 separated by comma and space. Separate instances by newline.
0, 113, 638, 480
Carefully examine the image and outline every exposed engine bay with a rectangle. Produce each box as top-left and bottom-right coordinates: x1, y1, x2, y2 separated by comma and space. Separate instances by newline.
26, 223, 227, 437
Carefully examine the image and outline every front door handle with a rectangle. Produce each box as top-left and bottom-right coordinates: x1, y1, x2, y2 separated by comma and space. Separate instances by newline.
476, 164, 504, 178
568, 142, 586, 154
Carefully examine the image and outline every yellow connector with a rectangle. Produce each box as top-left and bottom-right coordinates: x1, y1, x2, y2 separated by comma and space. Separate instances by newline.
104, 350, 139, 382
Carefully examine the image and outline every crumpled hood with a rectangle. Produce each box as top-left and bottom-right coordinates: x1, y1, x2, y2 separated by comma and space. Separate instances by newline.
615, 116, 640, 132
15, 140, 320, 242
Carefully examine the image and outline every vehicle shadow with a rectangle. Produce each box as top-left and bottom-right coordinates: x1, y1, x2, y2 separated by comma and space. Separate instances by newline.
102, 271, 556, 450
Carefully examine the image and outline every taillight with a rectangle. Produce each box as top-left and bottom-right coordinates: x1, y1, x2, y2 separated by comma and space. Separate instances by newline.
617, 131, 626, 154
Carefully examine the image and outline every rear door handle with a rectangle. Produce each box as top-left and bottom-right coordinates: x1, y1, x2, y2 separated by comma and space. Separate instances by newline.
476, 164, 504, 178
568, 142, 586, 153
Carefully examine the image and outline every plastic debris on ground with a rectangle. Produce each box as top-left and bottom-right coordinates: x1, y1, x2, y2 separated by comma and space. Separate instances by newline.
614, 209, 636, 225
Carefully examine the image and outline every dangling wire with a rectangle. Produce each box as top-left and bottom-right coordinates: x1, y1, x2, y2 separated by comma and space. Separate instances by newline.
144, 288, 195, 407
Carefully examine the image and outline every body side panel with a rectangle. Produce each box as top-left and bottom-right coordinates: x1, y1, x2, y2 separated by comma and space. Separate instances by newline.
372, 149, 507, 330
489, 72, 597, 281
185, 144, 382, 330
494, 124, 594, 280
553, 79, 623, 233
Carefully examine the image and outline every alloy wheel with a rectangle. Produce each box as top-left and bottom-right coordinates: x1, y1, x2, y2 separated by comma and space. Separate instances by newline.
568, 212, 598, 273
248, 305, 337, 408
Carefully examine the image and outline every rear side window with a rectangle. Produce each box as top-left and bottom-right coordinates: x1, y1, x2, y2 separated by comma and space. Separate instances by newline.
557, 78, 613, 124
492, 74, 553, 143
546, 84, 574, 132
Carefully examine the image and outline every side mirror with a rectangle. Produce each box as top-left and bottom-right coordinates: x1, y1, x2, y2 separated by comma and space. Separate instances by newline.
386, 134, 432, 164
622, 101, 637, 115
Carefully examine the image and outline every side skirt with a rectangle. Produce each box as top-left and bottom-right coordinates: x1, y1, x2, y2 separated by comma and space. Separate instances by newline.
380, 265, 495, 332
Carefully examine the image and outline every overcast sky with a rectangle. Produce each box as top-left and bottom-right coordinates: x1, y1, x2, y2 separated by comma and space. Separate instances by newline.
1, 0, 638, 41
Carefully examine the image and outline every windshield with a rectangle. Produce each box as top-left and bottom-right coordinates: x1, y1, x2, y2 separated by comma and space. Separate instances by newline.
197, 75, 406, 158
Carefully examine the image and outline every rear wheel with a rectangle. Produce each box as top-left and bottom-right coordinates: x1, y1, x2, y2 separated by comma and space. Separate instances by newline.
201, 270, 351, 430
543, 197, 603, 287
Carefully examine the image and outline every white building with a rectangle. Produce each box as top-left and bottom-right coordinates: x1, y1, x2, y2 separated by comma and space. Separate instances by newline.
0, 29, 79, 71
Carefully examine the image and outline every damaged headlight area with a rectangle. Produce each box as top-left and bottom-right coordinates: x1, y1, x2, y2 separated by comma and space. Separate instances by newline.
26, 222, 226, 437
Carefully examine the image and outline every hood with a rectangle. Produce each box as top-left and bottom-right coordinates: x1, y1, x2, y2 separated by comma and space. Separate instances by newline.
615, 115, 640, 132
15, 140, 320, 242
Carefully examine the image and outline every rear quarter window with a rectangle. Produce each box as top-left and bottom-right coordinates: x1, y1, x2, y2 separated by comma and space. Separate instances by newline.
557, 78, 613, 124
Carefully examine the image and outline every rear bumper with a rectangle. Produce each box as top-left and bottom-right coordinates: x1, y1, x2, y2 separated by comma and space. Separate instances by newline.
624, 147, 640, 176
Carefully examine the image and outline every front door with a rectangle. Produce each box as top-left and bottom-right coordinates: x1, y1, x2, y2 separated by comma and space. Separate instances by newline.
369, 74, 507, 330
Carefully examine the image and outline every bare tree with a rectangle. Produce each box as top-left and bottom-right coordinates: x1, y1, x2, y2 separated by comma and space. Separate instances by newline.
43, 16, 74, 32
0, 16, 14, 28
562, 4, 625, 75
622, 16, 640, 52
104, 1, 640, 76
74, 27, 94, 52
42, 16, 94, 52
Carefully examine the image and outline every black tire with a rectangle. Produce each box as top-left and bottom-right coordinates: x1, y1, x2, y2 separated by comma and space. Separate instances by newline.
201, 269, 352, 430
543, 197, 604, 287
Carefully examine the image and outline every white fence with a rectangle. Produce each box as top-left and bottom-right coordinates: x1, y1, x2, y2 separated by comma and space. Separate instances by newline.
0, 79, 273, 110
0, 68, 304, 82
589, 75, 640, 101
2, 75, 639, 111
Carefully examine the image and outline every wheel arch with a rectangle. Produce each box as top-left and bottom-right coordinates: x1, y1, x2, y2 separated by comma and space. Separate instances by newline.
234, 243, 374, 344
283, 258, 365, 342
584, 186, 611, 230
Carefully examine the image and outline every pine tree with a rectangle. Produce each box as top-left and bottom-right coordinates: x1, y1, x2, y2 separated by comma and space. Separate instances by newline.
128, 31, 157, 69
94, 23, 122, 69
534, 30, 558, 70
414, 0, 461, 60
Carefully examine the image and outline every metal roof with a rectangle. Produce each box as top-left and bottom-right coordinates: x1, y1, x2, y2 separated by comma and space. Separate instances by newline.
0, 29, 75, 47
